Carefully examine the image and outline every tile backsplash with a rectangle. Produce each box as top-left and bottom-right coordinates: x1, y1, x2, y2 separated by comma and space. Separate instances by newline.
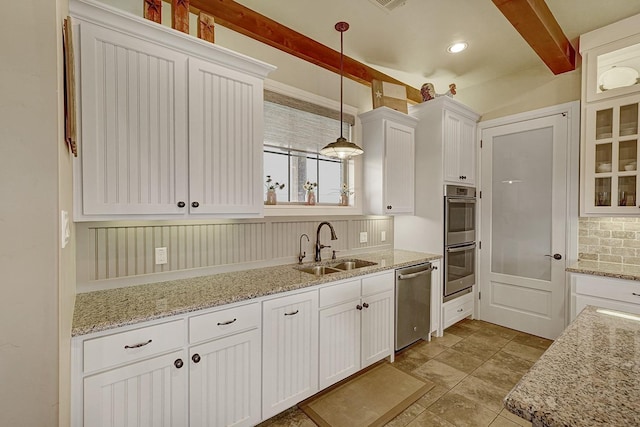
578, 217, 640, 264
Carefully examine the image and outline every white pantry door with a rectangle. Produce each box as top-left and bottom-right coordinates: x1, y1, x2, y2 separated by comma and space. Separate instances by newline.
480, 114, 568, 339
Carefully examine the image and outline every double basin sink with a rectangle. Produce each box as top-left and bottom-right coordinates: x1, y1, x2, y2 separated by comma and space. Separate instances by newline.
296, 259, 378, 276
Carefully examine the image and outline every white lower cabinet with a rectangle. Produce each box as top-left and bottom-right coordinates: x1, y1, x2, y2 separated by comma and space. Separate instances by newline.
442, 291, 474, 330
318, 272, 394, 389
261, 290, 319, 420
76, 269, 402, 426
570, 273, 640, 321
83, 350, 188, 427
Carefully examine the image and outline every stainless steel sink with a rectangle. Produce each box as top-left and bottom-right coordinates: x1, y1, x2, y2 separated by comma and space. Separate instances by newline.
297, 265, 341, 276
329, 259, 378, 270
296, 259, 378, 276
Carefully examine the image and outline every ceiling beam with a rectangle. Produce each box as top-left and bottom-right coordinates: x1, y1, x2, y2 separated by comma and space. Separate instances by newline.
492, 0, 577, 74
189, 0, 423, 103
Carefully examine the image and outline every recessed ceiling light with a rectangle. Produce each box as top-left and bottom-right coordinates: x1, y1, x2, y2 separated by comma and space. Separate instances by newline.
447, 42, 468, 53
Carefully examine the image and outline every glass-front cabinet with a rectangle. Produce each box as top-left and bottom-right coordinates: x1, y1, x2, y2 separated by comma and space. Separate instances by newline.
584, 95, 640, 213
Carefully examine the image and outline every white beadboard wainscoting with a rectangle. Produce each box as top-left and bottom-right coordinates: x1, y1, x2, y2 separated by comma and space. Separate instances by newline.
76, 215, 393, 292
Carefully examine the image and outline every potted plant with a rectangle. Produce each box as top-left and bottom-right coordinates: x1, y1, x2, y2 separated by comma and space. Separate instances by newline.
265, 175, 285, 205
303, 181, 317, 205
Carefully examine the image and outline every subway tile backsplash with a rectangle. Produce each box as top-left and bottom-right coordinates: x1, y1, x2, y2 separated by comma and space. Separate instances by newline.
578, 217, 640, 264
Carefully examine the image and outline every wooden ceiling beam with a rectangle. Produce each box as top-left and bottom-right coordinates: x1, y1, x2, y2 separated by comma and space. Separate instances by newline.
189, 0, 423, 103
492, 0, 576, 74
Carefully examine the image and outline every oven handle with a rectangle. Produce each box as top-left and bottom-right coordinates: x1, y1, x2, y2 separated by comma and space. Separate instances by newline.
398, 266, 433, 280
446, 243, 476, 253
447, 198, 477, 204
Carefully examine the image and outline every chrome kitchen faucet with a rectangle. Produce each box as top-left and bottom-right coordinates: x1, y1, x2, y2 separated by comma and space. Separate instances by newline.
315, 221, 338, 262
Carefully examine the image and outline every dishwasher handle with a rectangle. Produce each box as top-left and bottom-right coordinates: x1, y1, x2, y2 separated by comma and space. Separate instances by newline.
398, 266, 433, 280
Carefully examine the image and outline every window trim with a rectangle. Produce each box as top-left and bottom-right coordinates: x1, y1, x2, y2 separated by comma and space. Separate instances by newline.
262, 79, 363, 217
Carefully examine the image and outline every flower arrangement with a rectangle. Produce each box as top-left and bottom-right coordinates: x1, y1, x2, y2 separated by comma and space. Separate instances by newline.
340, 183, 354, 196
265, 175, 285, 191
303, 181, 317, 193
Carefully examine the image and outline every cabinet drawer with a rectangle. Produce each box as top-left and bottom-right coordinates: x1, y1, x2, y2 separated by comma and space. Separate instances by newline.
575, 275, 640, 303
83, 320, 185, 373
319, 280, 361, 308
443, 292, 473, 329
189, 302, 260, 344
362, 271, 394, 296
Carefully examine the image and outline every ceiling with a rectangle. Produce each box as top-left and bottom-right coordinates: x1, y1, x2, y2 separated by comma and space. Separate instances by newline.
234, 0, 640, 93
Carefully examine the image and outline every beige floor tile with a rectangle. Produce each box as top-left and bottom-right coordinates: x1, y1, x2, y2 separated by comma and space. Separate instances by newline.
478, 323, 520, 340
434, 348, 485, 374
499, 409, 532, 427
411, 359, 468, 389
451, 375, 510, 413
413, 341, 449, 358
489, 415, 520, 426
431, 332, 464, 348
471, 360, 524, 391
457, 319, 484, 331
451, 337, 500, 361
490, 350, 535, 374
415, 384, 449, 408
384, 401, 428, 427
405, 410, 457, 427
428, 391, 499, 427
444, 323, 476, 338
258, 407, 315, 427
501, 341, 546, 363
510, 333, 553, 350
464, 331, 511, 350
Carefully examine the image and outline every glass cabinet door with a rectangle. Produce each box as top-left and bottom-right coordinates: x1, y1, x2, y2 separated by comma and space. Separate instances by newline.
584, 96, 640, 214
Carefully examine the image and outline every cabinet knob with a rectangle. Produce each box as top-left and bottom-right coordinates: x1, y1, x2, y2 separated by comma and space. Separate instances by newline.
545, 253, 563, 260
174, 358, 184, 369
177, 201, 186, 208
192, 354, 201, 364
362, 302, 369, 309
356, 304, 363, 310
433, 266, 438, 270
191, 201, 199, 208
387, 205, 392, 210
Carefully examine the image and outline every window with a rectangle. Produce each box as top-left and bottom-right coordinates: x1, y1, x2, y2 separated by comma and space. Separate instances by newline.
263, 90, 355, 205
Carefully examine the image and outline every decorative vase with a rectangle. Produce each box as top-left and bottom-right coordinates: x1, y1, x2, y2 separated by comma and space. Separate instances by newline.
307, 191, 316, 205
339, 194, 349, 206
265, 189, 277, 205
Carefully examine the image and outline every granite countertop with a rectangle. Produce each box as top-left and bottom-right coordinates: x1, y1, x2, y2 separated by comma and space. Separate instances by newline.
566, 260, 640, 281
504, 305, 640, 426
72, 249, 440, 337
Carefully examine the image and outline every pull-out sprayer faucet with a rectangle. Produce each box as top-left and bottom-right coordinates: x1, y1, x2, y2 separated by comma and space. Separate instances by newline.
315, 222, 338, 262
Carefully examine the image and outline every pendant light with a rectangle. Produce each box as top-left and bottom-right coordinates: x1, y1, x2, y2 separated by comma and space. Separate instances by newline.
320, 22, 364, 159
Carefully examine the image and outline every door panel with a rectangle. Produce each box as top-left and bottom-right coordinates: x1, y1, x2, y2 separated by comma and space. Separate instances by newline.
480, 114, 568, 339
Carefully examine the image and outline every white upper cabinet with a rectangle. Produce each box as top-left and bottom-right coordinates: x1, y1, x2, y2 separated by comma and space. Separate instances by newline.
580, 13, 640, 216
70, 0, 275, 221
361, 107, 418, 215
443, 110, 477, 185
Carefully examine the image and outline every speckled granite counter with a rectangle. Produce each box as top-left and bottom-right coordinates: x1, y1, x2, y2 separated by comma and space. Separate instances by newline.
504, 305, 640, 426
72, 249, 440, 337
566, 260, 640, 281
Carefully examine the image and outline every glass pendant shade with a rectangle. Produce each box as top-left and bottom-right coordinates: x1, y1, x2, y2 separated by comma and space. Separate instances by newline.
320, 21, 364, 159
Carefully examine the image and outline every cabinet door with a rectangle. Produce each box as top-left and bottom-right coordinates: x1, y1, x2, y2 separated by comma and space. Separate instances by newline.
84, 350, 187, 427
384, 120, 415, 214
189, 329, 261, 427
443, 110, 476, 185
78, 22, 189, 216
318, 299, 361, 389
583, 95, 640, 214
361, 290, 394, 368
262, 291, 319, 419
188, 57, 265, 216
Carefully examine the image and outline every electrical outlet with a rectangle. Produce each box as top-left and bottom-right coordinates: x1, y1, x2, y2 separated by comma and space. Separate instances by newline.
381, 231, 386, 242
359, 232, 368, 243
155, 247, 168, 265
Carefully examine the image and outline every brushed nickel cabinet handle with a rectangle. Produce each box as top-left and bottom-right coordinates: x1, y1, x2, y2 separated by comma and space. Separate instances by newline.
124, 339, 152, 349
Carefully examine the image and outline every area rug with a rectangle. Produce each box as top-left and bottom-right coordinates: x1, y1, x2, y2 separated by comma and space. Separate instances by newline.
299, 362, 432, 427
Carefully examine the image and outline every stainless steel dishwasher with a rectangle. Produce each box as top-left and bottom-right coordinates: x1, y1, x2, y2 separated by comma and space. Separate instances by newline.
395, 262, 433, 351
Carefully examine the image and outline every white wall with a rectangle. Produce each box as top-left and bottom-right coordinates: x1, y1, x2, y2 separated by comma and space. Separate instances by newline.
0, 0, 74, 426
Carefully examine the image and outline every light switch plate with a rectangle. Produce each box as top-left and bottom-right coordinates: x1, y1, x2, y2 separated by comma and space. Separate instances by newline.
359, 232, 368, 243
155, 247, 168, 265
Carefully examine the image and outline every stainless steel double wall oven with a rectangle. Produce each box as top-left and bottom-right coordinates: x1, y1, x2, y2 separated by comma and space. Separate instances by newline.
444, 185, 476, 302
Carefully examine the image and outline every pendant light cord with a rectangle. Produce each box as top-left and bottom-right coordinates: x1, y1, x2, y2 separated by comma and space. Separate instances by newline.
335, 21, 349, 140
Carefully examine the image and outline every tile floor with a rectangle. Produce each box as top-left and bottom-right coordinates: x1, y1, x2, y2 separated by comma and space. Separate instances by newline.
259, 318, 553, 427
